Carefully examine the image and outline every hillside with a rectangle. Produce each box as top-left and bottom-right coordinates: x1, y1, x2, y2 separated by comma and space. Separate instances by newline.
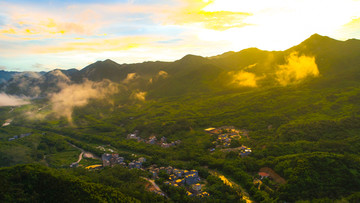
1, 34, 360, 202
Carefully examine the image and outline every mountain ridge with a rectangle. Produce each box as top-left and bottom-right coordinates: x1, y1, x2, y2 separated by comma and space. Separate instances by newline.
1, 34, 359, 97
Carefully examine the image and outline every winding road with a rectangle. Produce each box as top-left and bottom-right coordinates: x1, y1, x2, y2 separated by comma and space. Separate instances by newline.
68, 142, 100, 164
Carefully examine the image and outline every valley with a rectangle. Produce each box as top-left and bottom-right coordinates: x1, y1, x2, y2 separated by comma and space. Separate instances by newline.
0, 34, 360, 202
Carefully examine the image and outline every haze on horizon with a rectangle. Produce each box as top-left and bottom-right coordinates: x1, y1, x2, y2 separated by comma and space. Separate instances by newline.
0, 0, 359, 71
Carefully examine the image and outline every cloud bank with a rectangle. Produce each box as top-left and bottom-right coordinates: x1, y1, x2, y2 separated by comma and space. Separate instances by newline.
50, 79, 118, 122
0, 93, 29, 107
276, 52, 319, 86
131, 91, 147, 101
228, 70, 259, 87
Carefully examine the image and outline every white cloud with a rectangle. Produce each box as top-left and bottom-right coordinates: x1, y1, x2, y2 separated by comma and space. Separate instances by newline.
0, 93, 29, 106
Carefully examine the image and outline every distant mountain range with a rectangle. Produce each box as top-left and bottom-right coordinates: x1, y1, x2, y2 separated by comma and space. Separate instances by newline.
1, 34, 359, 97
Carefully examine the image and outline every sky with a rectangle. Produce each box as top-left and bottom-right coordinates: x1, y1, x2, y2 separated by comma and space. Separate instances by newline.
0, 0, 359, 71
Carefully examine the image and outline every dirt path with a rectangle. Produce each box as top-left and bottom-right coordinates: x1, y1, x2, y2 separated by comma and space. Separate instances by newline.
76, 152, 84, 163
141, 177, 167, 198
67, 142, 100, 165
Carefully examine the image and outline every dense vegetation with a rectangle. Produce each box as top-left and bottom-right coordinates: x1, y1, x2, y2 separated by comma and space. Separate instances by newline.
0, 164, 164, 202
1, 34, 360, 202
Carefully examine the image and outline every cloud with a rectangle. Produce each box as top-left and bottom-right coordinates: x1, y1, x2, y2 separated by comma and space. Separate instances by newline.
131, 91, 146, 101
32, 63, 44, 70
123, 73, 138, 84
228, 70, 259, 87
32, 35, 164, 54
335, 17, 360, 39
47, 69, 71, 84
6, 72, 43, 97
165, 0, 251, 31
0, 66, 6, 70
0, 93, 29, 107
158, 70, 168, 78
276, 52, 319, 86
50, 79, 118, 122
149, 70, 168, 84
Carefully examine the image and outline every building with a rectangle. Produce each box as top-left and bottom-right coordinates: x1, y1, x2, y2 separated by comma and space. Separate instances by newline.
160, 136, 167, 143
175, 178, 185, 185
258, 172, 270, 179
102, 153, 124, 167
166, 166, 173, 174
185, 173, 199, 185
127, 133, 138, 140
20, 133, 31, 138
175, 171, 183, 178
193, 183, 201, 191
240, 146, 252, 157
70, 162, 78, 168
150, 170, 158, 179
133, 161, 142, 169
169, 174, 176, 181
138, 157, 146, 163
128, 162, 135, 168
198, 191, 209, 198
186, 191, 194, 197
190, 170, 198, 177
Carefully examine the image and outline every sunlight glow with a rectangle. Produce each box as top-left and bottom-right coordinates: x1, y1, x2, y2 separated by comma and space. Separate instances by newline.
197, 0, 360, 50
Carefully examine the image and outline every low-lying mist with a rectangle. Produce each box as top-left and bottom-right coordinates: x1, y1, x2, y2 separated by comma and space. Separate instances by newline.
0, 93, 29, 107
50, 79, 119, 122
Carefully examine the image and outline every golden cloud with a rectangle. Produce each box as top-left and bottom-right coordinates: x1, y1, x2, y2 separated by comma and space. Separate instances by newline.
123, 73, 138, 84
228, 70, 259, 87
0, 93, 29, 107
276, 52, 319, 86
131, 91, 147, 101
50, 79, 118, 122
165, 0, 251, 31
0, 18, 91, 38
33, 36, 162, 54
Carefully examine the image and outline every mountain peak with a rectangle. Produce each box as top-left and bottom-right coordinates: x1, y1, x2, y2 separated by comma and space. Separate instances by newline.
103, 59, 117, 64
301, 33, 338, 45
177, 54, 206, 64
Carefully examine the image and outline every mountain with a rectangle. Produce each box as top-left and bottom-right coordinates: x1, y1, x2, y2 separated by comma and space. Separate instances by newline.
1, 34, 359, 98
0, 70, 20, 84
1, 34, 360, 202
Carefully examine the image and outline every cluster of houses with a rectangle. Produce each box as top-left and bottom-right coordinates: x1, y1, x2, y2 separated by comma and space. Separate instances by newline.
127, 131, 181, 148
205, 126, 253, 157
101, 153, 147, 169
205, 126, 242, 148
240, 145, 252, 157
8, 133, 32, 141
147, 165, 209, 198
96, 145, 114, 152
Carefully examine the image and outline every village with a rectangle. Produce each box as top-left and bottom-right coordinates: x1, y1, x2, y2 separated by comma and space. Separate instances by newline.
7, 132, 32, 141
127, 130, 182, 148
205, 126, 252, 157
2, 121, 283, 201
68, 126, 258, 199
81, 151, 210, 198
